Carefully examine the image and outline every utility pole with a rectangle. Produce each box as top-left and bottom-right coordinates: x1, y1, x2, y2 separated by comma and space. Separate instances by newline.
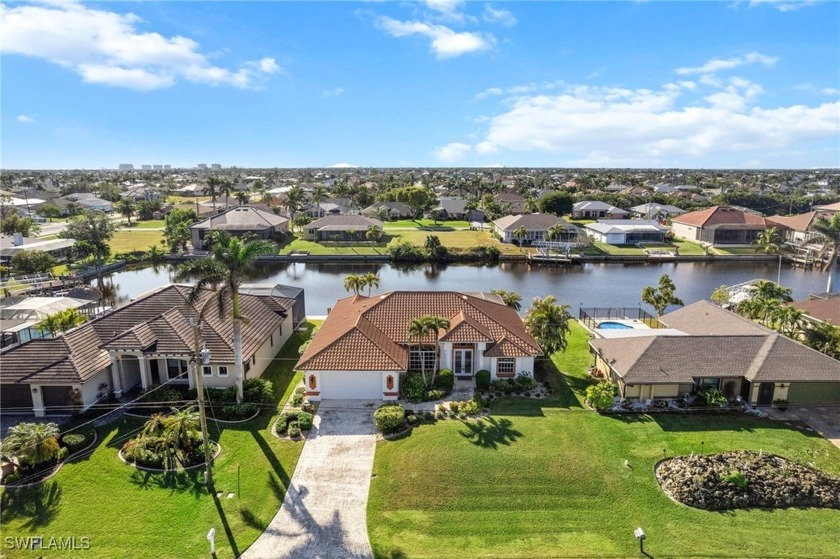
190, 318, 214, 487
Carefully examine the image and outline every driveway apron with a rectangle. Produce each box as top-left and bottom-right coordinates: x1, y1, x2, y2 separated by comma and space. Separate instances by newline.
240, 400, 378, 559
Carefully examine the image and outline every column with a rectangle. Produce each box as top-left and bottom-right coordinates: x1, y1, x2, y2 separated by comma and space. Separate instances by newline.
31, 385, 46, 417
111, 357, 124, 398
138, 356, 151, 389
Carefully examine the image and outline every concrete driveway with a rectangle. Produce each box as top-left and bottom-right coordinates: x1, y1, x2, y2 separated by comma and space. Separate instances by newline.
788, 406, 840, 450
241, 400, 379, 559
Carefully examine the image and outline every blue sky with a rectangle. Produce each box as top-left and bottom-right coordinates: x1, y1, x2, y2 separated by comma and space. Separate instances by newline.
2, 0, 838, 169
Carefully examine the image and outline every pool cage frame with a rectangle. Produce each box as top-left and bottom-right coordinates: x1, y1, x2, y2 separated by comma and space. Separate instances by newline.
578, 307, 665, 330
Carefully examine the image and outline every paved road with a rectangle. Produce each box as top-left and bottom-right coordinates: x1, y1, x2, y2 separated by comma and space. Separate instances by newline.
241, 400, 379, 559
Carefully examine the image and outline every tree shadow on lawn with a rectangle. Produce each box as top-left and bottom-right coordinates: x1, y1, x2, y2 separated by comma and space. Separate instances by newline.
650, 413, 822, 434
128, 468, 208, 498
459, 417, 522, 449
535, 358, 589, 410
0, 480, 62, 530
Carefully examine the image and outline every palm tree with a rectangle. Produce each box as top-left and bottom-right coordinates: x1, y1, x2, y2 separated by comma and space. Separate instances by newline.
754, 227, 783, 284
116, 199, 135, 226
407, 315, 450, 388
206, 175, 223, 212
260, 187, 273, 207
802, 321, 840, 358
177, 231, 275, 402
524, 295, 572, 354
311, 186, 328, 218
141, 413, 167, 438
284, 185, 305, 222
366, 225, 383, 243
343, 274, 365, 296
362, 272, 380, 296
163, 407, 201, 453
4, 422, 61, 466
776, 306, 804, 338
547, 223, 567, 242
751, 279, 792, 303
38, 312, 63, 338
513, 225, 527, 249
490, 289, 522, 311
218, 179, 234, 209
812, 213, 840, 292
234, 190, 250, 206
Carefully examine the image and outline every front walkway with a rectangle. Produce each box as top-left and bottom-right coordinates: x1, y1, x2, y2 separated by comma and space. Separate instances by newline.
240, 400, 379, 559
766, 405, 840, 450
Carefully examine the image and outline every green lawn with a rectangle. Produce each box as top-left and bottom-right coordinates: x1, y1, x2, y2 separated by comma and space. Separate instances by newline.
368, 321, 840, 559
109, 230, 165, 253
122, 219, 165, 229
388, 230, 524, 256
0, 324, 317, 559
279, 237, 385, 256
671, 239, 706, 255
383, 219, 470, 229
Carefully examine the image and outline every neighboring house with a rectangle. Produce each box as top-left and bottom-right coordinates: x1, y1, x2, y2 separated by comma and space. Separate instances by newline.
789, 296, 840, 327
584, 220, 668, 245
619, 186, 650, 197
493, 192, 527, 214
0, 284, 299, 416
296, 291, 542, 401
0, 296, 97, 350
493, 214, 577, 244
0, 234, 76, 265
629, 203, 686, 220
302, 215, 383, 241
590, 300, 840, 406
189, 206, 289, 250
175, 183, 208, 196
57, 193, 113, 213
572, 201, 629, 220
671, 205, 767, 245
303, 198, 354, 218
432, 197, 484, 222
121, 185, 159, 201
362, 201, 413, 220
812, 201, 840, 214
766, 211, 831, 244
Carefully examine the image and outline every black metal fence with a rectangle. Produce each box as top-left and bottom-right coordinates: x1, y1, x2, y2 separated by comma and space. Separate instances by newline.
579, 307, 664, 329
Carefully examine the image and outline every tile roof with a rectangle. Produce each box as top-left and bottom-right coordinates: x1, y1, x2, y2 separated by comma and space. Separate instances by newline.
672, 205, 767, 228
493, 213, 570, 232
790, 298, 840, 325
191, 207, 288, 231
297, 291, 541, 371
660, 300, 770, 335
307, 215, 383, 231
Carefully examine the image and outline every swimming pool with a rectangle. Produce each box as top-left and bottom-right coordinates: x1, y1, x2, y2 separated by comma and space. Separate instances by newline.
597, 321, 634, 330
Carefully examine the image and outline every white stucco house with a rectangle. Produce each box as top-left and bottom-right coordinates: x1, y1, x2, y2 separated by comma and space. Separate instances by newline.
296, 291, 543, 401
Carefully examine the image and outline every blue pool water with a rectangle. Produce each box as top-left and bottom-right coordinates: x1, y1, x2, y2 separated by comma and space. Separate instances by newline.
597, 321, 634, 330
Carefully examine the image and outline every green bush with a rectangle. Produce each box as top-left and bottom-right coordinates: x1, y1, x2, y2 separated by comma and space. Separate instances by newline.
435, 369, 454, 393
275, 413, 291, 434
291, 392, 305, 407
243, 378, 274, 403
61, 433, 86, 452
294, 386, 306, 395
425, 389, 446, 401
138, 386, 181, 403
460, 399, 480, 415
723, 470, 747, 490
221, 402, 258, 420
297, 412, 314, 431
301, 401, 316, 413
586, 381, 617, 411
475, 370, 491, 390
401, 373, 427, 403
514, 373, 537, 392
697, 388, 727, 407
389, 241, 426, 261
3, 473, 20, 484
449, 401, 460, 413
375, 404, 406, 434
56, 447, 69, 461
288, 427, 301, 439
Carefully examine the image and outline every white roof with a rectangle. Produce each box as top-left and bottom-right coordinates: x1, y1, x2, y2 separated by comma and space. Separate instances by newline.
584, 220, 667, 235
0, 296, 89, 320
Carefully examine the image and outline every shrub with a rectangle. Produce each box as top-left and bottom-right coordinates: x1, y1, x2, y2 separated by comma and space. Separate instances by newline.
375, 404, 406, 434
425, 389, 446, 401
435, 369, 454, 393
291, 392, 305, 407
61, 433, 86, 452
301, 401, 316, 413
460, 399, 479, 415
406, 414, 418, 424
723, 470, 747, 490
275, 413, 290, 434
294, 386, 306, 395
514, 373, 537, 392
288, 427, 301, 439
243, 378, 274, 403
697, 388, 727, 407
389, 241, 425, 261
221, 402, 258, 420
401, 373, 427, 403
138, 386, 181, 403
586, 382, 617, 411
449, 401, 460, 414
475, 370, 491, 391
3, 473, 20, 484
297, 412, 314, 431
56, 447, 69, 461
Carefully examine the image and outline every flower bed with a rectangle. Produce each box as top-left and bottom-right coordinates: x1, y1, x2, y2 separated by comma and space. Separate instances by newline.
656, 451, 840, 510
1, 426, 98, 487
479, 374, 551, 401
119, 440, 221, 472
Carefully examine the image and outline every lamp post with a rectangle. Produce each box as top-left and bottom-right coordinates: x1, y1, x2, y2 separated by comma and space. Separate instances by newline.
634, 527, 646, 555
190, 318, 214, 487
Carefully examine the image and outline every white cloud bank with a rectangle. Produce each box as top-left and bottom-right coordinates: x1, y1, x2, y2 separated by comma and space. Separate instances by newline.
483, 4, 517, 26
434, 142, 472, 162
330, 162, 359, 168
16, 114, 35, 123
746, 0, 822, 12
377, 16, 495, 58
676, 52, 777, 76
0, 1, 280, 91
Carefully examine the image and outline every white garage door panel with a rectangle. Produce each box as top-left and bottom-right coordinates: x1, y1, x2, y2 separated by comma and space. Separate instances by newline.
320, 371, 381, 399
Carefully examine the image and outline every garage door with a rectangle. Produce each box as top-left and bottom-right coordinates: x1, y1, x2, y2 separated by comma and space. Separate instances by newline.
319, 371, 382, 400
788, 382, 840, 405
42, 385, 73, 412
1, 384, 33, 413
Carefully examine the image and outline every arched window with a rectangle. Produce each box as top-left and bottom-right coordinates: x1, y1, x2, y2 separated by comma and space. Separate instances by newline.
309, 375, 317, 389
386, 375, 394, 390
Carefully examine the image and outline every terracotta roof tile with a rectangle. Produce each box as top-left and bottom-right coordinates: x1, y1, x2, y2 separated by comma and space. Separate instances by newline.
672, 205, 767, 228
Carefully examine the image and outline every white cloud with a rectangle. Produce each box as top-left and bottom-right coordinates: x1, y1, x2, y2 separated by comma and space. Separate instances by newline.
322, 87, 345, 97
16, 114, 35, 123
474, 83, 541, 100
676, 52, 778, 76
823, 88, 840, 95
378, 17, 494, 58
483, 4, 517, 26
0, 2, 279, 91
421, 0, 476, 23
434, 142, 472, 162
330, 162, 359, 168
747, 0, 822, 12
468, 80, 839, 167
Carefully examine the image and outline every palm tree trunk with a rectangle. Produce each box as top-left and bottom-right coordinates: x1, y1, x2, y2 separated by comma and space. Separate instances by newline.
233, 318, 244, 403
827, 249, 837, 293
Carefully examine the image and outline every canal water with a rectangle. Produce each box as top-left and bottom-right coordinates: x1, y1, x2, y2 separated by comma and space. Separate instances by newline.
99, 261, 827, 316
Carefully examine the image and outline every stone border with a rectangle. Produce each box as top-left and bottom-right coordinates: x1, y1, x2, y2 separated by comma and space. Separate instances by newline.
0, 430, 99, 489
117, 440, 221, 473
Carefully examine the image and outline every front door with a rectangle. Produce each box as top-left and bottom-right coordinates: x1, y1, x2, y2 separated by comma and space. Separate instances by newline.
757, 382, 774, 406
150, 360, 160, 385
454, 349, 473, 376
